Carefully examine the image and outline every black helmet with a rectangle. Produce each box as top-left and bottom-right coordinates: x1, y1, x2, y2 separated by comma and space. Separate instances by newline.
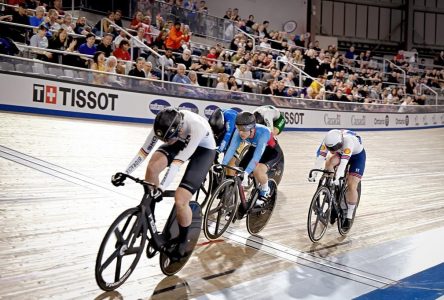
235, 111, 256, 131
208, 108, 225, 138
253, 111, 265, 125
153, 108, 183, 141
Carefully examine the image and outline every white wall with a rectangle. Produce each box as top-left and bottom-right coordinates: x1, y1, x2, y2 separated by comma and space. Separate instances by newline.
206, 0, 308, 35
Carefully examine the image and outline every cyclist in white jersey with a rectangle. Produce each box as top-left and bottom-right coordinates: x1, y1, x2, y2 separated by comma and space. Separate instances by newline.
308, 129, 366, 230
112, 108, 216, 258
253, 105, 286, 136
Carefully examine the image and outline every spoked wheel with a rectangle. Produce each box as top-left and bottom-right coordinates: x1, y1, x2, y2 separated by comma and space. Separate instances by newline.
160, 202, 202, 276
95, 207, 147, 291
203, 179, 238, 240
338, 182, 361, 235
307, 186, 332, 243
246, 179, 277, 235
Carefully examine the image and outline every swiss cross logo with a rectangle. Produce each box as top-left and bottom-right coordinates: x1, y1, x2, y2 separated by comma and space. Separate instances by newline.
33, 84, 57, 104
45, 85, 57, 104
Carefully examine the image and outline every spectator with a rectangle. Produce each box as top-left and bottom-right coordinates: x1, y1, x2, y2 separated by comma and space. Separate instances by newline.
114, 9, 123, 27
188, 70, 199, 86
172, 63, 191, 84
159, 48, 175, 79
61, 13, 75, 33
93, 11, 116, 36
215, 73, 229, 90
227, 75, 239, 91
130, 11, 143, 30
113, 39, 131, 61
78, 33, 97, 56
128, 57, 147, 78
29, 6, 45, 27
329, 89, 348, 102
345, 45, 355, 60
91, 51, 106, 84
12, 2, 29, 25
74, 16, 90, 35
50, 0, 64, 15
434, 51, 444, 66
44, 9, 61, 33
175, 48, 193, 69
165, 21, 185, 51
113, 29, 128, 48
233, 64, 254, 92
223, 8, 231, 19
144, 61, 158, 79
246, 14, 255, 29
96, 33, 114, 57
30, 24, 52, 61
230, 7, 240, 21
48, 28, 72, 62
206, 46, 218, 66
141, 15, 153, 45
262, 20, 271, 38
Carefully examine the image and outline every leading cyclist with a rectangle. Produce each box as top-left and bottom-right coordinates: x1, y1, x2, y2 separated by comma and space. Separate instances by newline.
111, 107, 216, 259
222, 111, 283, 208
308, 129, 366, 230
253, 105, 286, 136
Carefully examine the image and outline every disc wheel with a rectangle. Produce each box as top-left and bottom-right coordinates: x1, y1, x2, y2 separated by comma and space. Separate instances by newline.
95, 207, 147, 291
203, 179, 238, 240
338, 181, 361, 235
307, 186, 332, 242
246, 179, 277, 235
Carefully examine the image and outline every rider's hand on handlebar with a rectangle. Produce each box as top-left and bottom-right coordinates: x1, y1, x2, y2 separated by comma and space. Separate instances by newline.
241, 171, 249, 187
153, 187, 163, 202
308, 171, 319, 182
111, 172, 126, 187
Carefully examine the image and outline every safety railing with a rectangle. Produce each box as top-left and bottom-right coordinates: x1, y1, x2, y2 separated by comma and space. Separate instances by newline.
2, 54, 442, 114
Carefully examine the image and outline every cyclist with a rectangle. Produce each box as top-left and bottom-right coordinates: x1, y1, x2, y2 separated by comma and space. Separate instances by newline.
208, 108, 238, 154
111, 107, 216, 259
222, 111, 283, 208
308, 129, 366, 230
253, 105, 286, 136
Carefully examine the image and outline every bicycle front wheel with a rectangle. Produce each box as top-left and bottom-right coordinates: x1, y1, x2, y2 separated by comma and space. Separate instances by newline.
95, 207, 147, 291
307, 186, 332, 242
203, 179, 238, 240
246, 179, 277, 235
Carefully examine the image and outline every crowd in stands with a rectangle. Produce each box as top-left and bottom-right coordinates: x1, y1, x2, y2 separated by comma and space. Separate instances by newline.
0, 0, 443, 109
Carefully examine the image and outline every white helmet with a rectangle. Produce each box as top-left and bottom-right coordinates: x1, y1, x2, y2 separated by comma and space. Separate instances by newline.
324, 130, 343, 151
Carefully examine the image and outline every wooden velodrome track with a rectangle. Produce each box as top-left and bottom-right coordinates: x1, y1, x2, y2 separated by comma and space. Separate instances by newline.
1, 111, 444, 299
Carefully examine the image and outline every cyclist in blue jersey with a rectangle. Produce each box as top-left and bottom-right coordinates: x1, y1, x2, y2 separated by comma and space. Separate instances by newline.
222, 112, 283, 206
208, 108, 238, 154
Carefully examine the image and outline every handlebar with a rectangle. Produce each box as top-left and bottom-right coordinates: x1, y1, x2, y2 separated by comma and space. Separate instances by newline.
211, 164, 244, 175
308, 169, 334, 178
118, 173, 157, 188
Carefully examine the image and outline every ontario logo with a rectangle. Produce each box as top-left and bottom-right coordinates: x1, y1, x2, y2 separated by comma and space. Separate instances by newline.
204, 105, 220, 118
179, 102, 199, 114
149, 99, 170, 114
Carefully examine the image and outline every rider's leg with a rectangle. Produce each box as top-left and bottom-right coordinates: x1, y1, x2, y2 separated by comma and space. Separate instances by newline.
253, 163, 269, 197
345, 175, 360, 219
145, 151, 168, 185
325, 152, 340, 172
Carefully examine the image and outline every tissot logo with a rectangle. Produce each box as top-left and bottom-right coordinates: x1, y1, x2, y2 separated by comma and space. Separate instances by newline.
284, 111, 304, 125
324, 113, 341, 126
351, 115, 366, 126
32, 84, 117, 111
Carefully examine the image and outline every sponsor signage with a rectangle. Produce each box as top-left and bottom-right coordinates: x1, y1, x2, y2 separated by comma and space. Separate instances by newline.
0, 73, 443, 131
33, 84, 118, 111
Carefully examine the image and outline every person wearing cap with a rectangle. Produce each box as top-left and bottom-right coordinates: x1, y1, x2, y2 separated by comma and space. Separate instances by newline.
165, 21, 185, 52
30, 24, 52, 61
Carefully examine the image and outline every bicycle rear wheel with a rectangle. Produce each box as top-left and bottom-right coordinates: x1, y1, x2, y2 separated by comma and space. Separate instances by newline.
160, 201, 202, 275
338, 181, 361, 235
95, 207, 147, 291
246, 179, 277, 235
307, 186, 332, 242
203, 179, 238, 240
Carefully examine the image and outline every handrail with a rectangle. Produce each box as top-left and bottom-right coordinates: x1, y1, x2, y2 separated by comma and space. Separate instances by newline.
102, 17, 165, 82
235, 26, 256, 53
420, 83, 439, 112
383, 58, 406, 86
279, 58, 324, 94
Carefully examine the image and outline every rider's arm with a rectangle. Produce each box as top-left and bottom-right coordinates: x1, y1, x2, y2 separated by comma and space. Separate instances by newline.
218, 114, 236, 153
244, 130, 270, 174
222, 129, 241, 165
125, 130, 158, 174
314, 143, 327, 169
336, 139, 354, 179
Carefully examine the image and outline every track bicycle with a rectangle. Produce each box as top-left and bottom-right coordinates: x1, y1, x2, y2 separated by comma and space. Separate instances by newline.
307, 168, 361, 242
203, 164, 277, 240
95, 173, 202, 291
